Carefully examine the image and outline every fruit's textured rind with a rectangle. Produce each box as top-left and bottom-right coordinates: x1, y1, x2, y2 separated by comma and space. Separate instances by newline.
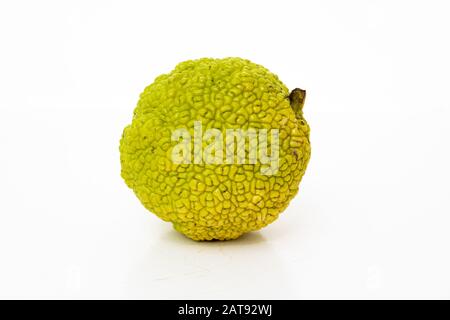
120, 58, 311, 241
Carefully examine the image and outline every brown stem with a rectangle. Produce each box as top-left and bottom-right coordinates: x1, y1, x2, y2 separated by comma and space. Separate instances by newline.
289, 88, 306, 117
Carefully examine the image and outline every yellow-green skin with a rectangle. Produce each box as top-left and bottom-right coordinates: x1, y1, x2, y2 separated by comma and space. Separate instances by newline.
120, 58, 310, 241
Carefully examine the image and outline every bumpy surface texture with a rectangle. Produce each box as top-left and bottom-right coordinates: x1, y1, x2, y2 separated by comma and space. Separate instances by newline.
120, 58, 310, 240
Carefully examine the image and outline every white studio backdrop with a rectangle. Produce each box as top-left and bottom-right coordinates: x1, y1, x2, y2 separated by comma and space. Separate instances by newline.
0, 0, 449, 299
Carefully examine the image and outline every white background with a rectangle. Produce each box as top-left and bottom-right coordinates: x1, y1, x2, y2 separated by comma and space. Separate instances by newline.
0, 0, 449, 299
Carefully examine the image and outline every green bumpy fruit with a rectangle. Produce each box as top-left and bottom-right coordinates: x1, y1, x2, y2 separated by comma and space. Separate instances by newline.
120, 57, 311, 241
